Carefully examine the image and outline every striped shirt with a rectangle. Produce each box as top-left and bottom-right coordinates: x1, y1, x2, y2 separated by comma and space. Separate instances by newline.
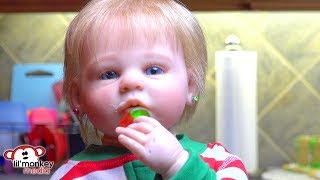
51, 134, 247, 180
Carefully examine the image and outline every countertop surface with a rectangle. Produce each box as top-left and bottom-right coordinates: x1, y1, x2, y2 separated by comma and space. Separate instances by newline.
261, 167, 318, 180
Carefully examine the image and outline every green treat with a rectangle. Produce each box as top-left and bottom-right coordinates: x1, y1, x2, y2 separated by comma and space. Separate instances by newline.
130, 108, 150, 119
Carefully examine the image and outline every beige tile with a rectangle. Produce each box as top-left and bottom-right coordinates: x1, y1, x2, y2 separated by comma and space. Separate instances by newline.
259, 82, 320, 160
304, 58, 320, 94
0, 46, 15, 101
258, 132, 291, 168
257, 47, 296, 113
0, 13, 68, 62
261, 12, 320, 71
44, 39, 64, 63
45, 44, 64, 63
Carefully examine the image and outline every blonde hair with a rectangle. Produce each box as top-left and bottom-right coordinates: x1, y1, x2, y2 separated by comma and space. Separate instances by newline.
63, 0, 207, 144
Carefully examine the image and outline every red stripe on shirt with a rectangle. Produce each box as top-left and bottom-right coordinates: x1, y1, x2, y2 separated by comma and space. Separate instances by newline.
200, 143, 248, 177
61, 154, 138, 180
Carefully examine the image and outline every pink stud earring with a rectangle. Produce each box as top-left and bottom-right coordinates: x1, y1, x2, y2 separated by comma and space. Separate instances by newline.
72, 108, 79, 115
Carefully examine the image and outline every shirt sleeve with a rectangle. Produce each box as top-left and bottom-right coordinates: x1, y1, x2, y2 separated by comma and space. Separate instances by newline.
169, 143, 248, 180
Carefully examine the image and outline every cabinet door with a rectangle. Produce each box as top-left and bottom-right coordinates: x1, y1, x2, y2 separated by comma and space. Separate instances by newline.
0, 0, 89, 12
250, 0, 320, 10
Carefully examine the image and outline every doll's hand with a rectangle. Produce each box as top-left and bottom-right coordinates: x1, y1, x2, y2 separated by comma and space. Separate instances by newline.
115, 116, 189, 179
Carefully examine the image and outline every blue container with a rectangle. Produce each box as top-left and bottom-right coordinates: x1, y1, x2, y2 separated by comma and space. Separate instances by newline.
0, 101, 29, 133
0, 101, 29, 167
10, 63, 63, 110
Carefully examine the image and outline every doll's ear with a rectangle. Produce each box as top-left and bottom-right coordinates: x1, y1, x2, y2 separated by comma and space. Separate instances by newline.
70, 80, 81, 111
186, 72, 198, 106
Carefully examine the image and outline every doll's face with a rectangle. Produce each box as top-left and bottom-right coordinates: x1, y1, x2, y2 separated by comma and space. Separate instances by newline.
73, 29, 192, 138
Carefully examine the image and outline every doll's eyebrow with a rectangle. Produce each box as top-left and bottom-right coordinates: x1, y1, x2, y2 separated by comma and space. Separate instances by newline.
95, 53, 119, 62
92, 53, 119, 68
143, 53, 172, 62
84, 53, 118, 73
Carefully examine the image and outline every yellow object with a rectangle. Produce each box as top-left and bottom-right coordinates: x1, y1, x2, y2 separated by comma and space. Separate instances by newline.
283, 163, 320, 179
311, 136, 320, 167
296, 135, 310, 166
286, 135, 320, 178
295, 135, 320, 168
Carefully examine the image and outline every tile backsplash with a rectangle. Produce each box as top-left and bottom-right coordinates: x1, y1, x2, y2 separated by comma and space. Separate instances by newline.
1, 12, 320, 170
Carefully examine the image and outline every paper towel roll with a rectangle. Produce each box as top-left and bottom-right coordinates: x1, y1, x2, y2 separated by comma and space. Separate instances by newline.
215, 50, 258, 174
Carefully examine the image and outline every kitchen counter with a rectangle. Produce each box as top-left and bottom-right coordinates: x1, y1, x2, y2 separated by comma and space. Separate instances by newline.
261, 167, 318, 180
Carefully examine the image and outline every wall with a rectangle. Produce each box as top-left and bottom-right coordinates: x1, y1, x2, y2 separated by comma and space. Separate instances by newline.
1, 12, 320, 170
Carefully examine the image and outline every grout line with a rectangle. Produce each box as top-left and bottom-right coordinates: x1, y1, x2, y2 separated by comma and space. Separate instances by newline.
257, 38, 298, 120
2, 14, 70, 63
58, 14, 70, 27
257, 36, 318, 121
258, 78, 298, 120
259, 58, 320, 120
298, 58, 320, 101
261, 37, 300, 77
300, 76, 320, 102
255, 50, 320, 166
0, 41, 21, 64
41, 37, 64, 61
303, 79, 320, 97
213, 29, 320, 126
258, 127, 294, 162
49, 14, 71, 62
300, 56, 320, 75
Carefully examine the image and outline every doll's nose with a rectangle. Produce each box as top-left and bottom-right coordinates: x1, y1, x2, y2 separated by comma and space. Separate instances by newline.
119, 72, 144, 93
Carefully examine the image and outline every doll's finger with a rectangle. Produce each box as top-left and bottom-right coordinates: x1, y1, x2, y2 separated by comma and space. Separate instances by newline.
118, 134, 146, 157
127, 121, 154, 134
116, 127, 147, 145
133, 116, 161, 127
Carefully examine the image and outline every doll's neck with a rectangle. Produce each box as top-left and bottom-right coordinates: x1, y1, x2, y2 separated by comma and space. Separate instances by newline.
101, 134, 124, 148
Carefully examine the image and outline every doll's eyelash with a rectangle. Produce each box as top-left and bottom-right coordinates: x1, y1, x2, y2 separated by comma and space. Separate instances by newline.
100, 71, 119, 80
98, 65, 120, 80
144, 61, 167, 71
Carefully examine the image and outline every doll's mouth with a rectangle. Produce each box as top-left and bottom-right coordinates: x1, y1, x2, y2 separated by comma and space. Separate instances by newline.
117, 99, 147, 114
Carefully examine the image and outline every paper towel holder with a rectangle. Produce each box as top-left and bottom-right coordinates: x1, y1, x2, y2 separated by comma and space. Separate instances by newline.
225, 34, 242, 51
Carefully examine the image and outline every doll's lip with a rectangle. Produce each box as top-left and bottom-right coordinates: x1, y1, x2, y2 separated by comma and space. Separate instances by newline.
117, 99, 147, 114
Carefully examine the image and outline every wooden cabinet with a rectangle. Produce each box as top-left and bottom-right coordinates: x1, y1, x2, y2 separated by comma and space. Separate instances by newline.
0, 0, 320, 12
0, 0, 89, 12
250, 0, 320, 10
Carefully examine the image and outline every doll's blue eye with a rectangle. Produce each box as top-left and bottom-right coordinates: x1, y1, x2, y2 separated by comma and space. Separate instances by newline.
146, 66, 164, 75
100, 71, 119, 80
